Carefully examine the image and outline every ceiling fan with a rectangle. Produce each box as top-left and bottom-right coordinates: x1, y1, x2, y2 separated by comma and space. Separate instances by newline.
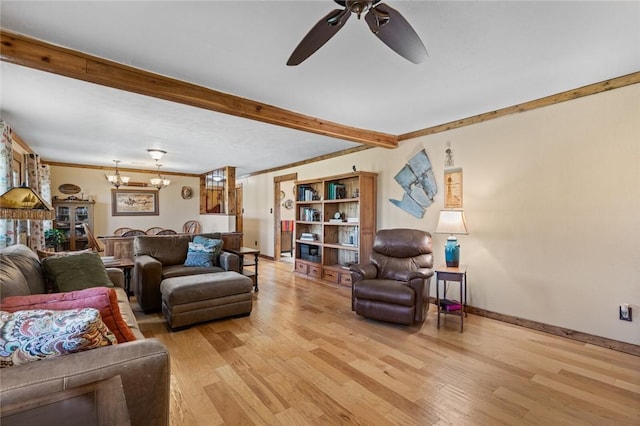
287, 0, 427, 66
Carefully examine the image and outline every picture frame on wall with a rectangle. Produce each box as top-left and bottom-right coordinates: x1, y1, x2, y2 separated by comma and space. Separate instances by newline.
111, 189, 159, 216
444, 168, 463, 209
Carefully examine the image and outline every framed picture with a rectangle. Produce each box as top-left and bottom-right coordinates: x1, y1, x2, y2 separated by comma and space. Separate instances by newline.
444, 168, 463, 209
111, 189, 159, 216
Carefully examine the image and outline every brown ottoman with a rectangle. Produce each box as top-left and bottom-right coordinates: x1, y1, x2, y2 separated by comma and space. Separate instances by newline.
160, 271, 253, 330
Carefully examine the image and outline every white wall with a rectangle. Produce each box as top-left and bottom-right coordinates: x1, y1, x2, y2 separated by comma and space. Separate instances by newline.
239, 84, 640, 345
49, 166, 227, 235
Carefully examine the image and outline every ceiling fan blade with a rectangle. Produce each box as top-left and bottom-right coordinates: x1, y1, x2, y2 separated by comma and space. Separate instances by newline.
365, 3, 427, 64
287, 8, 351, 66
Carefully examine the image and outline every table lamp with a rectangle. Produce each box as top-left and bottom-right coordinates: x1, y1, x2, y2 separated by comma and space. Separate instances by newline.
0, 184, 54, 220
434, 209, 468, 267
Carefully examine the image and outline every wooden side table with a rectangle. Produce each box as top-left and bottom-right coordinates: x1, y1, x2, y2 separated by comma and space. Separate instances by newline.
224, 247, 260, 291
435, 265, 467, 332
103, 258, 135, 297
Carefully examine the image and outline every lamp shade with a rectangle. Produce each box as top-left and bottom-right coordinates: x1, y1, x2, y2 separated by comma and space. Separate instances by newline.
0, 185, 54, 220
434, 210, 468, 235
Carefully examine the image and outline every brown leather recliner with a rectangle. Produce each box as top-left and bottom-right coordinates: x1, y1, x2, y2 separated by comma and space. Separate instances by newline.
349, 229, 434, 325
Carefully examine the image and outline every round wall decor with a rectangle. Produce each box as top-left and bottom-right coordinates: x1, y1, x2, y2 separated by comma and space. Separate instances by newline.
181, 186, 193, 199
58, 183, 81, 195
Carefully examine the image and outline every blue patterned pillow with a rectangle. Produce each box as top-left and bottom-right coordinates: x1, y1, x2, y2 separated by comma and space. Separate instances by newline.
184, 237, 223, 267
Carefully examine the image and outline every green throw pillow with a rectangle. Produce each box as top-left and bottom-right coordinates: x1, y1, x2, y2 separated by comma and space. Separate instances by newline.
42, 252, 114, 292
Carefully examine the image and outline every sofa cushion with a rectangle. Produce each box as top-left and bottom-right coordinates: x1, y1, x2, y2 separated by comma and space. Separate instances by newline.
0, 244, 47, 298
184, 241, 214, 267
41, 252, 113, 292
162, 264, 225, 279
0, 308, 117, 367
184, 237, 223, 267
134, 235, 192, 266
0, 287, 136, 344
193, 236, 224, 265
353, 279, 415, 307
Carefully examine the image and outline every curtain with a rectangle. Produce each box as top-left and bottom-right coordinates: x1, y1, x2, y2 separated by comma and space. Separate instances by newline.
40, 163, 52, 232
0, 121, 14, 248
24, 153, 46, 250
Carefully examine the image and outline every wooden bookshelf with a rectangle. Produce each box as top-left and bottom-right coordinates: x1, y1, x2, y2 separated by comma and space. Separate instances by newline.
294, 171, 377, 286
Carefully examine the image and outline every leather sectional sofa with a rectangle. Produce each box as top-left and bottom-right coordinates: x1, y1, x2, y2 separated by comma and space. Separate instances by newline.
0, 244, 170, 426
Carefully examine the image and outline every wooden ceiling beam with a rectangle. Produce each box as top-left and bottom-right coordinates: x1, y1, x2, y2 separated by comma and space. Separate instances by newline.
0, 29, 398, 149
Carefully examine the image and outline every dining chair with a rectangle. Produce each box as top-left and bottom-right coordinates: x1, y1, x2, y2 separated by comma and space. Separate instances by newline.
113, 227, 133, 236
182, 220, 201, 234
121, 229, 147, 237
145, 227, 164, 235
82, 223, 105, 254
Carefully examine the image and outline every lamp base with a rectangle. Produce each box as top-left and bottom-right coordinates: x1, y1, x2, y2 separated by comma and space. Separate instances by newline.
444, 236, 460, 268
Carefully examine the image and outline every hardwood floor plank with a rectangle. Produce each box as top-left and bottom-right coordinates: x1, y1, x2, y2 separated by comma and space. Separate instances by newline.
133, 258, 639, 425
311, 347, 441, 424
204, 379, 256, 426
531, 374, 639, 420
236, 368, 290, 415
214, 364, 279, 424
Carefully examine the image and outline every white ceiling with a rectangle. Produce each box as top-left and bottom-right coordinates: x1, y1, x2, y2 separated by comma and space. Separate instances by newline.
1, 1, 639, 176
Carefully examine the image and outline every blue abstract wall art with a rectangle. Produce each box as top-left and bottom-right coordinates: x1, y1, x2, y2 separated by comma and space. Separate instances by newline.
389, 149, 437, 218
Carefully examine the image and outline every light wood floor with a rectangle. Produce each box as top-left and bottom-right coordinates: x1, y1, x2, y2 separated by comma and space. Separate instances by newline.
134, 259, 640, 426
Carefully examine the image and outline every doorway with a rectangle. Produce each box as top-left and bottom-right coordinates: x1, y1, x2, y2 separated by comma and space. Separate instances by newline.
273, 172, 297, 262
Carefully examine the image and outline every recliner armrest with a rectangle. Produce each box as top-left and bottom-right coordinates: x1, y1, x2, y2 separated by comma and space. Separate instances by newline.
349, 263, 378, 281
406, 268, 433, 281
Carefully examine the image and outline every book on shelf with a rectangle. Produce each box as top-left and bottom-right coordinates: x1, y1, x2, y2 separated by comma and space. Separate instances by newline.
299, 207, 320, 222
329, 218, 344, 223
297, 185, 313, 201
326, 182, 347, 200
439, 299, 462, 311
346, 217, 359, 223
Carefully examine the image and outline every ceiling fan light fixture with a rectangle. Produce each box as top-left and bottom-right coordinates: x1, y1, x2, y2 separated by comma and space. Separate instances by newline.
346, 1, 373, 19
147, 148, 167, 161
287, 0, 426, 65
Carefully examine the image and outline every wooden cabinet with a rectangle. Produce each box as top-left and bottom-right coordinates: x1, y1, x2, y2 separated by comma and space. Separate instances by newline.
53, 200, 95, 251
294, 171, 377, 286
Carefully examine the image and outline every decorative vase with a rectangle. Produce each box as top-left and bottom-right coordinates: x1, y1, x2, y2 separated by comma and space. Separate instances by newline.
444, 237, 460, 267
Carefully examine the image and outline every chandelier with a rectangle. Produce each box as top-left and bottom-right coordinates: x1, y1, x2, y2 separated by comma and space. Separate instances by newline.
150, 164, 171, 190
105, 160, 130, 188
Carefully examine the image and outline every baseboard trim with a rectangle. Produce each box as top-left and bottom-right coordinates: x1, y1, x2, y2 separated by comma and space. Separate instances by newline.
430, 299, 639, 357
